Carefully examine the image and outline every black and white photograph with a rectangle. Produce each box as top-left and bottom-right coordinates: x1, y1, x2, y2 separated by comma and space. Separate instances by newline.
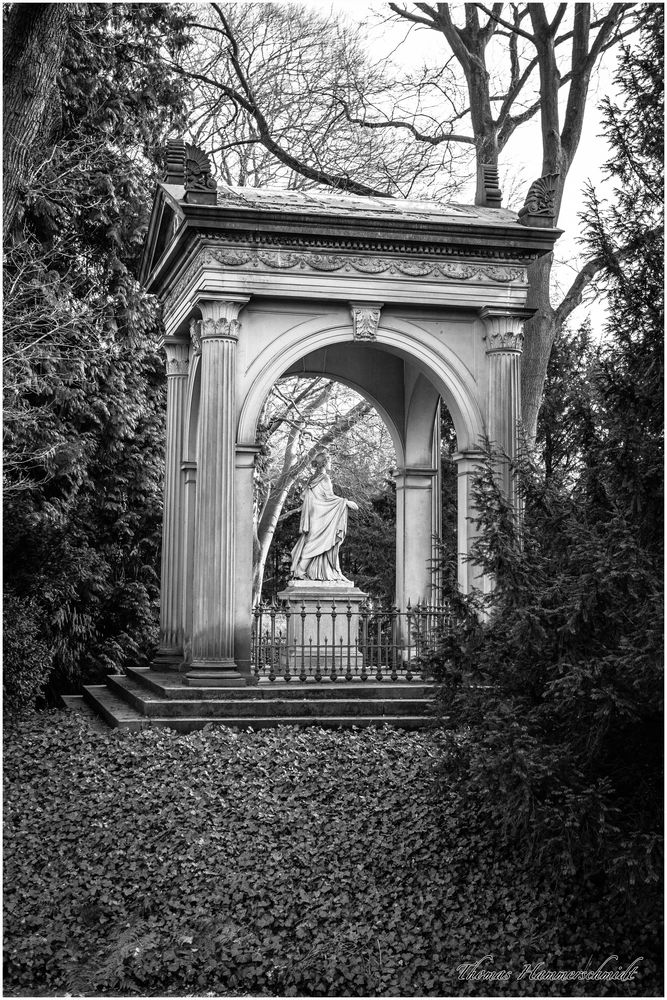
3, 1, 663, 996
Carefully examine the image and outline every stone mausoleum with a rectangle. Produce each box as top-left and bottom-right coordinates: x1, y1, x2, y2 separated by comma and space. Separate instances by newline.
140, 141, 560, 690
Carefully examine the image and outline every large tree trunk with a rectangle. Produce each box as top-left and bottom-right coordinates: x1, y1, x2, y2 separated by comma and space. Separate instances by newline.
3, 3, 71, 241
522, 254, 557, 443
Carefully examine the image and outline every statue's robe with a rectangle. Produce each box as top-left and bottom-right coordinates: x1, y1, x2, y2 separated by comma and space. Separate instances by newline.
290, 472, 350, 581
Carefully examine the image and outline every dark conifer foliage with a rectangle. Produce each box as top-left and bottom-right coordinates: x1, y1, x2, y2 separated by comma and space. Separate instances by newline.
580, 3, 664, 555
428, 5, 663, 967
3, 4, 190, 706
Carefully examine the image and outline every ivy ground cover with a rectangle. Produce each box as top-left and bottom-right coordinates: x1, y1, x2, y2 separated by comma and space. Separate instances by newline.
4, 712, 658, 996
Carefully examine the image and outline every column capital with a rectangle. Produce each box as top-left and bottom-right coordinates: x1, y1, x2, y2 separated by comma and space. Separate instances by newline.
349, 301, 383, 341
196, 295, 250, 341
479, 306, 535, 354
164, 338, 189, 377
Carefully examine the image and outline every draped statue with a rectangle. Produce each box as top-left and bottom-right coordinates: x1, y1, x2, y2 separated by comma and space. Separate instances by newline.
290, 452, 359, 582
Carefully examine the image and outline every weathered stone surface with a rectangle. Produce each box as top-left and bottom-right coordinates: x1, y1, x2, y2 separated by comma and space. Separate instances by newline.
278, 582, 368, 674
138, 150, 561, 711
81, 668, 438, 732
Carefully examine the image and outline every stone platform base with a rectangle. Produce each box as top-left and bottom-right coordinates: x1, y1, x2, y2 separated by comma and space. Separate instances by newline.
76, 667, 437, 732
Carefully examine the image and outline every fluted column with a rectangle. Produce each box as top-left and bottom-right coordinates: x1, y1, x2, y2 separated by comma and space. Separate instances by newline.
480, 307, 532, 508
395, 467, 438, 608
154, 338, 189, 669
186, 295, 249, 687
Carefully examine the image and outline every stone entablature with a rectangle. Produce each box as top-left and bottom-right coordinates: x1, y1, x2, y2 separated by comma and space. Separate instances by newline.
142, 182, 561, 341
160, 244, 532, 340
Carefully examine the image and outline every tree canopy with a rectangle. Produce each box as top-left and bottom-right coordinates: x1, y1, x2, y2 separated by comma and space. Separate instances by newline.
168, 2, 638, 440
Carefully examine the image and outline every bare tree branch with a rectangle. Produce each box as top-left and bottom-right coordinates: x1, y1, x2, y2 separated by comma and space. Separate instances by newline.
554, 225, 661, 329
474, 3, 535, 41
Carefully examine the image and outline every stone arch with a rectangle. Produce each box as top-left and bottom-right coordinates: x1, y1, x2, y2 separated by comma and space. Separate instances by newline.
237, 314, 483, 453
233, 311, 484, 619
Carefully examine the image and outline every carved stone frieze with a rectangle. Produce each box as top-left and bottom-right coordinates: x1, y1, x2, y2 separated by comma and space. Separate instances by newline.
350, 301, 383, 341
202, 247, 525, 283
162, 245, 527, 316
165, 256, 204, 314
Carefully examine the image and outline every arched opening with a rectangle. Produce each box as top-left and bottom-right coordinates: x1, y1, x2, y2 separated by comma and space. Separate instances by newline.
179, 312, 485, 680
252, 374, 400, 606
236, 329, 469, 682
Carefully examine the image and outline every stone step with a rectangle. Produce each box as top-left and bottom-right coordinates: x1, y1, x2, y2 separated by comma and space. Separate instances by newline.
60, 694, 110, 733
127, 666, 434, 701
107, 674, 432, 719
82, 685, 149, 731
82, 684, 433, 732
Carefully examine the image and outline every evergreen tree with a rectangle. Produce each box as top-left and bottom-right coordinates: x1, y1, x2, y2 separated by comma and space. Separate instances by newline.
580, 2, 663, 555
3, 4, 190, 706
428, 4, 663, 956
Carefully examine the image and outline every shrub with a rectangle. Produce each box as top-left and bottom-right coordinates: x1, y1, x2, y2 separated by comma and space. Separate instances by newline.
3, 592, 53, 716
3, 712, 661, 996
426, 453, 662, 956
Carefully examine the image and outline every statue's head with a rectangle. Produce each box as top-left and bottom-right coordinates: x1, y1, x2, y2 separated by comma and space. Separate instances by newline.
311, 451, 330, 472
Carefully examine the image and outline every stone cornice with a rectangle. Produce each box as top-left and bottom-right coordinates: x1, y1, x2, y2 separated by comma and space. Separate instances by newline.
142, 186, 562, 297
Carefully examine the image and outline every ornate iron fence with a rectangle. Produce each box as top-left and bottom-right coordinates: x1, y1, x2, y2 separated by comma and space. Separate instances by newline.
251, 600, 453, 682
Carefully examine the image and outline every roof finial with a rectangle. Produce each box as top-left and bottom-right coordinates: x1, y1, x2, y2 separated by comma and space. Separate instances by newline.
475, 162, 502, 209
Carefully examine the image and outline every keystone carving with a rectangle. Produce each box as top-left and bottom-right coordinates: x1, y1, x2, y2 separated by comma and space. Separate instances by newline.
350, 302, 383, 341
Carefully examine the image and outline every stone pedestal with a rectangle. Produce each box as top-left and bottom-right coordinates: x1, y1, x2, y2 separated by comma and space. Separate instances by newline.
278, 581, 368, 677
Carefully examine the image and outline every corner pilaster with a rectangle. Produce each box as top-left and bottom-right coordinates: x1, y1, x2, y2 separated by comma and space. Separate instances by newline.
154, 337, 189, 669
